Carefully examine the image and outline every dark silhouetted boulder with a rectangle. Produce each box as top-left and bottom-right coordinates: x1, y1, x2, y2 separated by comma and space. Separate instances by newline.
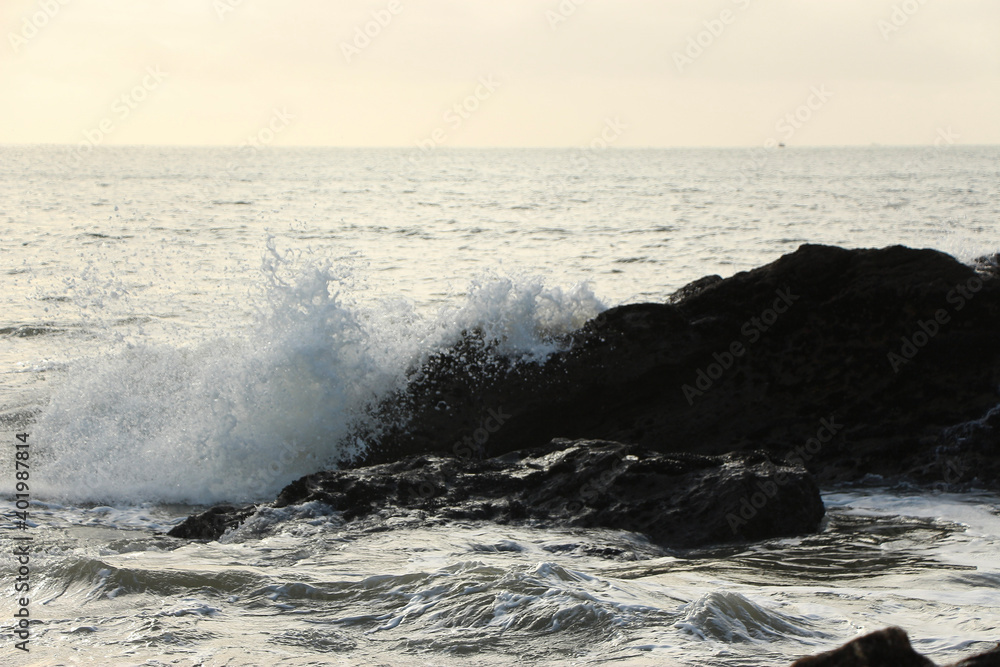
791, 627, 935, 666
790, 627, 1000, 667
356, 244, 1000, 490
169, 438, 824, 547
949, 645, 1000, 666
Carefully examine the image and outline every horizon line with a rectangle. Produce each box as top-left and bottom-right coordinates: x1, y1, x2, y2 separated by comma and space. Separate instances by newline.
3, 142, 998, 150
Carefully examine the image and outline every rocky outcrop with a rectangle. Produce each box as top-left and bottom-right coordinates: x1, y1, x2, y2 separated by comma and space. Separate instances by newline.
355, 244, 1000, 489
168, 438, 824, 546
166, 504, 256, 541
166, 245, 1000, 665
790, 627, 1000, 666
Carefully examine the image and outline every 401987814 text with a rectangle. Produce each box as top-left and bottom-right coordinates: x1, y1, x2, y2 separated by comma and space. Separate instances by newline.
10, 432, 32, 653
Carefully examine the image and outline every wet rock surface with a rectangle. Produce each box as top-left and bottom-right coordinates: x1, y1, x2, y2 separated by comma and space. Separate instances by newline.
790, 627, 1000, 667
169, 438, 824, 547
359, 244, 1000, 489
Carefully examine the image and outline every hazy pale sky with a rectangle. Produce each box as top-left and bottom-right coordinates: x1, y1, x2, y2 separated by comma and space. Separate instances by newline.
1, 0, 997, 147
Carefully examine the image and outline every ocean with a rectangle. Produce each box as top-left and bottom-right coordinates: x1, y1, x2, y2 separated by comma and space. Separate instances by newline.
1, 145, 999, 665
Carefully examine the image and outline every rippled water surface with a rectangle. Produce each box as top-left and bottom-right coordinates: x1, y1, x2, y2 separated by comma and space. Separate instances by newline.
2, 491, 999, 666
1, 146, 999, 665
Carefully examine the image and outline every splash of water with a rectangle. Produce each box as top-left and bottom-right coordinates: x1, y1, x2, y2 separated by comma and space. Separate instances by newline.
33, 240, 605, 505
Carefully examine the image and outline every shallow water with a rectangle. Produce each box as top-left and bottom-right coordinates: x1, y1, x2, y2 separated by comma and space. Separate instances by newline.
2, 490, 999, 665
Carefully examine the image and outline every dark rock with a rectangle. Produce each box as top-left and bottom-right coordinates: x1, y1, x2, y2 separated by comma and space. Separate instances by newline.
909, 404, 1000, 490
166, 503, 257, 540
973, 253, 1000, 279
355, 244, 1000, 490
168, 438, 824, 547
668, 273, 723, 303
790, 628, 1000, 667
948, 645, 1000, 666
791, 627, 934, 666
941, 403, 1000, 454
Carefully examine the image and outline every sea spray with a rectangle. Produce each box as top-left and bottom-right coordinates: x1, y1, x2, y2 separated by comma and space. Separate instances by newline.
31, 239, 605, 505
34, 241, 383, 504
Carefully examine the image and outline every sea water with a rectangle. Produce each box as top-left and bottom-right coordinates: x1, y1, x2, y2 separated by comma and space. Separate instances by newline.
1, 145, 998, 665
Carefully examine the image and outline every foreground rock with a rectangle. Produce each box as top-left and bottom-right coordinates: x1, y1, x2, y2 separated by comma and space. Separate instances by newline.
169, 438, 824, 546
358, 245, 1000, 489
790, 627, 1000, 666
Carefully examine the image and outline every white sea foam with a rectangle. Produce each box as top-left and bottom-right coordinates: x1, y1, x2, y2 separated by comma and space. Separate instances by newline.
674, 591, 825, 643
30, 240, 604, 505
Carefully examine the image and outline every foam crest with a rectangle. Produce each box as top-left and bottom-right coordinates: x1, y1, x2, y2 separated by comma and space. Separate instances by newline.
675, 591, 824, 643
31, 241, 604, 505
435, 274, 605, 361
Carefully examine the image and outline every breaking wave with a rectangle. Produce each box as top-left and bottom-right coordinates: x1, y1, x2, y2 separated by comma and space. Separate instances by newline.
31, 239, 604, 505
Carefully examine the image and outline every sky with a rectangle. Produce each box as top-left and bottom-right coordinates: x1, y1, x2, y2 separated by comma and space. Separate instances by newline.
1, 0, 997, 148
